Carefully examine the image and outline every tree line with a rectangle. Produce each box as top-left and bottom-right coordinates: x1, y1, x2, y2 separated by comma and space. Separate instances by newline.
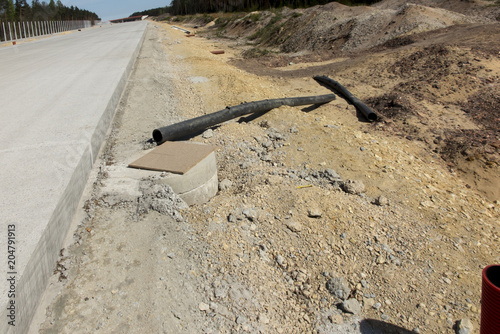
0, 0, 100, 22
133, 0, 383, 16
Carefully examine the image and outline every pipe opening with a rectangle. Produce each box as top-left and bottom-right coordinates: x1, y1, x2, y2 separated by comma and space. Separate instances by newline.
367, 113, 378, 122
485, 265, 500, 289
152, 129, 163, 143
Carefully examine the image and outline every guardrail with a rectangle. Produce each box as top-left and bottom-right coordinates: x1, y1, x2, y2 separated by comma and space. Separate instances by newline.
1, 20, 92, 43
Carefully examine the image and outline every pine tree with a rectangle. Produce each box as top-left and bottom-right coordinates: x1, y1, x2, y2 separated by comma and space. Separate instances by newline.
6, 0, 15, 20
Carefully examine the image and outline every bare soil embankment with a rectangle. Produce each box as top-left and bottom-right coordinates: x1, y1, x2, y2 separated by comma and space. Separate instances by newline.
36, 1, 499, 333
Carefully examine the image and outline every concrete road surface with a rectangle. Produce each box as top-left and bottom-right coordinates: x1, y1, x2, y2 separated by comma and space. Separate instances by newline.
0, 21, 147, 333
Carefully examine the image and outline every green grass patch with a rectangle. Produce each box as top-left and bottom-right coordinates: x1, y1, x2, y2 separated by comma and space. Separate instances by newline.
242, 47, 275, 58
248, 13, 262, 22
249, 12, 284, 41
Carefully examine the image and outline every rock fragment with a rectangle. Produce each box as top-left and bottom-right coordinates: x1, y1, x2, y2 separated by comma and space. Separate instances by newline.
236, 315, 247, 324
258, 313, 270, 324
219, 179, 233, 191
329, 313, 343, 324
199, 302, 210, 311
242, 208, 258, 221
340, 299, 362, 315
285, 220, 303, 232
307, 204, 322, 218
373, 195, 389, 206
326, 276, 350, 300
202, 129, 214, 138
276, 254, 287, 268
342, 179, 366, 195
456, 318, 473, 334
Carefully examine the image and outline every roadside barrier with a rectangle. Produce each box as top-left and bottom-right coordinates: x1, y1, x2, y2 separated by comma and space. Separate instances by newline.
0, 20, 92, 43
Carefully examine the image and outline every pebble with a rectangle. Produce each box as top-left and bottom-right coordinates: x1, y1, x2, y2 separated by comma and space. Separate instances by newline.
261, 154, 272, 161
202, 129, 214, 139
456, 318, 473, 334
236, 315, 247, 324
340, 298, 362, 315
376, 255, 386, 264
219, 179, 233, 191
363, 297, 375, 310
285, 220, 303, 232
373, 195, 389, 206
329, 313, 343, 324
276, 254, 286, 267
342, 179, 366, 195
373, 302, 382, 310
262, 140, 273, 148
199, 302, 210, 311
307, 205, 322, 218
214, 287, 227, 298
325, 168, 341, 180
171, 309, 182, 319
258, 313, 270, 324
242, 208, 258, 221
326, 276, 350, 300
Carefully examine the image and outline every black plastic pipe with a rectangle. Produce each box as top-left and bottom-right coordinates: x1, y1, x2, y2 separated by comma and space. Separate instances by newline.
152, 94, 336, 144
314, 75, 378, 122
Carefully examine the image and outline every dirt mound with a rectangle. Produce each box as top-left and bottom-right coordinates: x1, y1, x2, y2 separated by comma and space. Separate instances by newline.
198, 1, 481, 55
375, 0, 500, 21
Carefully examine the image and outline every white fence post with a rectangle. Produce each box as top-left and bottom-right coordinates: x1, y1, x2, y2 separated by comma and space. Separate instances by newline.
2, 19, 94, 43
2, 22, 7, 42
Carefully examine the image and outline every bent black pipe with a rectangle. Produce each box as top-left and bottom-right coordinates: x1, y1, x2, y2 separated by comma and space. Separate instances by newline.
153, 94, 336, 144
314, 75, 378, 122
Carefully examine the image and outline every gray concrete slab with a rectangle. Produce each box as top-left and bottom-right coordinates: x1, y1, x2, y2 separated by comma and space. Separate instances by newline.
0, 21, 147, 333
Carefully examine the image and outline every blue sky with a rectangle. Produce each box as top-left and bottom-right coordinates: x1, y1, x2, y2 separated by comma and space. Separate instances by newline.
61, 0, 171, 21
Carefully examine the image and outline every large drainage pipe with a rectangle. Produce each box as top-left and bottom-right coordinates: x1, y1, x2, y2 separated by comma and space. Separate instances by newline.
314, 75, 378, 122
153, 94, 336, 144
481, 264, 500, 334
